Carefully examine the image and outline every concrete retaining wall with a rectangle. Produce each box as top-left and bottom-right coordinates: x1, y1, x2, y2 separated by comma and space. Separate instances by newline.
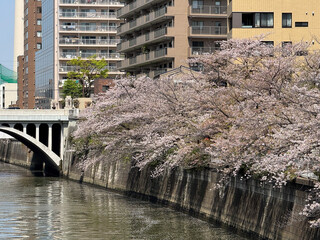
0, 139, 33, 168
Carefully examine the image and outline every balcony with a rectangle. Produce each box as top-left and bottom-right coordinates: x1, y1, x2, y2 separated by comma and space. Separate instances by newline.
59, 0, 124, 7
189, 26, 227, 38
118, 48, 174, 70
117, 0, 167, 18
59, 64, 120, 74
189, 5, 227, 17
118, 6, 172, 35
59, 52, 124, 60
59, 11, 117, 19
59, 65, 78, 73
59, 38, 121, 46
117, 27, 173, 52
189, 47, 219, 56
60, 25, 118, 33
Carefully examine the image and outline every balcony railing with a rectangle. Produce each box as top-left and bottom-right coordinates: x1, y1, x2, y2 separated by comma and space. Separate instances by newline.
190, 5, 227, 15
119, 48, 171, 69
59, 38, 120, 45
117, 0, 161, 18
59, 64, 118, 73
118, 6, 169, 35
59, 11, 117, 19
190, 47, 219, 55
118, 27, 170, 52
60, 52, 123, 60
190, 26, 227, 35
129, 38, 137, 47
154, 48, 167, 58
60, 25, 117, 32
59, 65, 79, 72
60, 0, 124, 6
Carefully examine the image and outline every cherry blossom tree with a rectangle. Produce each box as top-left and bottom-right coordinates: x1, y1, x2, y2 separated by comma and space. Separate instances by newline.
73, 38, 320, 227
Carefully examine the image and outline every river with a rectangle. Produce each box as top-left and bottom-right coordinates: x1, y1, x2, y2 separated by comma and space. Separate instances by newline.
0, 162, 250, 240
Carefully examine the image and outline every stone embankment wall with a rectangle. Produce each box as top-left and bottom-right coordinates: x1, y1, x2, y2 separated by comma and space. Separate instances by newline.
0, 139, 33, 168
1, 139, 320, 240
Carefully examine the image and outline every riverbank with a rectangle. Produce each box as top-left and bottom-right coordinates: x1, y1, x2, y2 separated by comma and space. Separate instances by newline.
1, 139, 320, 239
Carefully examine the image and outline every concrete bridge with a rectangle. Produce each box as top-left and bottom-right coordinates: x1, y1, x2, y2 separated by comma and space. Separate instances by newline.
0, 109, 78, 175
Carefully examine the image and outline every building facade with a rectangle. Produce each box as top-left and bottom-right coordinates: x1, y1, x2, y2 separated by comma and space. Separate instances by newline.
228, 0, 320, 47
17, 0, 42, 109
117, 0, 228, 77
35, 0, 124, 109
17, 56, 24, 108
0, 83, 18, 109
14, 0, 25, 73
117, 0, 320, 77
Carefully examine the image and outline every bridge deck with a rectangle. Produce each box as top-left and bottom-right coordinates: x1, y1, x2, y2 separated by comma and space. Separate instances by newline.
0, 109, 77, 122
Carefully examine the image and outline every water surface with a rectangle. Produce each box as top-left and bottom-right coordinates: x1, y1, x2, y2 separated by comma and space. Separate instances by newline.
0, 162, 249, 239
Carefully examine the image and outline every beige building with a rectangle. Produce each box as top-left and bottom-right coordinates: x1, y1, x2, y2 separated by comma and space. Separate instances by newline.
35, 0, 124, 109
228, 0, 320, 47
117, 0, 320, 77
117, 0, 227, 77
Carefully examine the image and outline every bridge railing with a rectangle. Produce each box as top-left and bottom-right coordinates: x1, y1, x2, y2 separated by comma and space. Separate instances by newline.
0, 109, 80, 119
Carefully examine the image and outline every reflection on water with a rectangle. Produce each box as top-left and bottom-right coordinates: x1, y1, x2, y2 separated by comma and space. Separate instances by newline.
0, 162, 249, 240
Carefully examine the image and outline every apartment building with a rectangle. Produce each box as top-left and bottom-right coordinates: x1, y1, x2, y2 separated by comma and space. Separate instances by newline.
228, 0, 320, 47
117, 0, 320, 77
17, 0, 42, 109
117, 0, 228, 77
35, 0, 124, 109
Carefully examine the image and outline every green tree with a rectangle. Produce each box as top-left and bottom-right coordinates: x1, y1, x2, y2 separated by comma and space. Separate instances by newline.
62, 79, 83, 99
67, 56, 109, 97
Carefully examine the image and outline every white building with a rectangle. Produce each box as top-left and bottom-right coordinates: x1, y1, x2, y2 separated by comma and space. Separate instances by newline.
13, 0, 24, 72
0, 83, 18, 109
35, 0, 125, 109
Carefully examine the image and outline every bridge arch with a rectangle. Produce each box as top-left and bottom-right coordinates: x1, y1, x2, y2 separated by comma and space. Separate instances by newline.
0, 127, 61, 176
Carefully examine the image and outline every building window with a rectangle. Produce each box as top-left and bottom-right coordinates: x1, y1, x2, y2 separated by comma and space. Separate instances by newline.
192, 0, 204, 9
282, 13, 292, 28
192, 21, 204, 28
37, 19, 42, 25
37, 31, 42, 37
37, 7, 42, 13
191, 41, 204, 55
242, 13, 274, 28
282, 41, 292, 47
261, 41, 274, 46
295, 22, 308, 27
37, 43, 42, 50
256, 13, 274, 28
102, 85, 110, 92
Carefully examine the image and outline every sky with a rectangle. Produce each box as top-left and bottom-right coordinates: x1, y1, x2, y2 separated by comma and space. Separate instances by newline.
0, 1, 15, 71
